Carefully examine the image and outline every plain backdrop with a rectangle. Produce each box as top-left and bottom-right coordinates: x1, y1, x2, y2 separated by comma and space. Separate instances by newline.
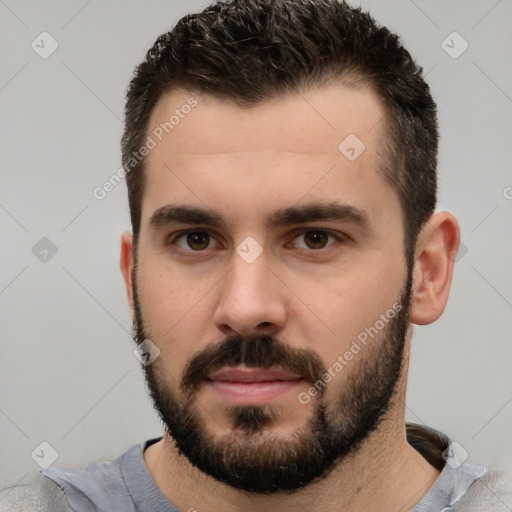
1, 0, 511, 486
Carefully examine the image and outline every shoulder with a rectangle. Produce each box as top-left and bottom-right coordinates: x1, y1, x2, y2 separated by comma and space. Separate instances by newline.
451, 467, 512, 510
40, 442, 140, 495
0, 471, 71, 512
0, 442, 146, 512
36, 442, 148, 511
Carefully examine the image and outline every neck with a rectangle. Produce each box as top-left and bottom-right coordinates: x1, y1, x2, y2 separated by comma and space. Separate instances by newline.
144, 418, 440, 512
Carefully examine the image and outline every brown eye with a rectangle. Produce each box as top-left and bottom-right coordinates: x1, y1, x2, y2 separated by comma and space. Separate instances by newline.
292, 230, 337, 250
303, 231, 330, 249
175, 231, 214, 251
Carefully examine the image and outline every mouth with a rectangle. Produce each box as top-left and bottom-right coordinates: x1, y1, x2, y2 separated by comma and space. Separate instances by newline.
205, 367, 304, 405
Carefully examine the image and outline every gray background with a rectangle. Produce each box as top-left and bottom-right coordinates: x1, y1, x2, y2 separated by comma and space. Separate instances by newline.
1, 0, 511, 487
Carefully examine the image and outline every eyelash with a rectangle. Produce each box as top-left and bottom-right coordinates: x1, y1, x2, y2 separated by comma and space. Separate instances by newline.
167, 229, 345, 256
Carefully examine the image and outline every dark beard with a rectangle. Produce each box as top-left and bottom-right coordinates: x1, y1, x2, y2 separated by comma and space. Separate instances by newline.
133, 267, 412, 494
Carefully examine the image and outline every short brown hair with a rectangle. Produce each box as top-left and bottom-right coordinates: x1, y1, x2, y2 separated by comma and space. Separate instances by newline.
121, 0, 438, 261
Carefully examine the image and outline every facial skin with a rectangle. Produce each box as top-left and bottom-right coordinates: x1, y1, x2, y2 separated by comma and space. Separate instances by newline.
120, 83, 460, 511
136, 281, 411, 493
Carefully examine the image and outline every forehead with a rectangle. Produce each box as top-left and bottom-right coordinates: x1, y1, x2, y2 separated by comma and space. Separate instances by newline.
140, 83, 397, 232
147, 83, 385, 159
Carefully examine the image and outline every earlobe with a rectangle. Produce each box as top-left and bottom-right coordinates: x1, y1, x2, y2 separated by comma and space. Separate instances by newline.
120, 230, 134, 310
409, 211, 460, 325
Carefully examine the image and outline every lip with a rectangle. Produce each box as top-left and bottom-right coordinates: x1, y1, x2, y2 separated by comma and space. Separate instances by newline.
207, 367, 302, 383
205, 367, 303, 405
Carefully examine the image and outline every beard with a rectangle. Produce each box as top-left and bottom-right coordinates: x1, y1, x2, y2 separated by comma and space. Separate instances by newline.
132, 266, 412, 494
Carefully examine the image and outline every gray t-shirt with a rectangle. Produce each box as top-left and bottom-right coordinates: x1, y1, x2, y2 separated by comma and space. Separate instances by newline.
37, 436, 486, 512
4, 424, 509, 512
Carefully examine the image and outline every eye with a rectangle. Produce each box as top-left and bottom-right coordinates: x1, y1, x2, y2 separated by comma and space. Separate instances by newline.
168, 228, 344, 255
289, 229, 340, 250
172, 231, 219, 251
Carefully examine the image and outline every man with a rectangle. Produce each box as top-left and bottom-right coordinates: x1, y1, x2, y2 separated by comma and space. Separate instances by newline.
2, 0, 511, 510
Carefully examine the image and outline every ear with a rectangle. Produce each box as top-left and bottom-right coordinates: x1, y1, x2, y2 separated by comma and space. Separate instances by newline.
409, 211, 460, 325
120, 230, 134, 311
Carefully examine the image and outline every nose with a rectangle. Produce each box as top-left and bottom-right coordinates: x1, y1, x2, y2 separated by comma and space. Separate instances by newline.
213, 247, 287, 338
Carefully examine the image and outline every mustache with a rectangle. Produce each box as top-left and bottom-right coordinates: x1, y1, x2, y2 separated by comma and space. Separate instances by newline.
180, 334, 327, 398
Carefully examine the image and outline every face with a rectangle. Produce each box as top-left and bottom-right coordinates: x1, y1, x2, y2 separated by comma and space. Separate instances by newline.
129, 83, 412, 493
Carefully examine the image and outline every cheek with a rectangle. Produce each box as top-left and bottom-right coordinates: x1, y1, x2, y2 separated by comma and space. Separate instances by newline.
136, 267, 215, 365
300, 269, 403, 363
138, 259, 205, 321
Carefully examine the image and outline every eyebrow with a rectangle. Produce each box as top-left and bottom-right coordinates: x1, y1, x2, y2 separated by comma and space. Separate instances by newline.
149, 201, 370, 231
